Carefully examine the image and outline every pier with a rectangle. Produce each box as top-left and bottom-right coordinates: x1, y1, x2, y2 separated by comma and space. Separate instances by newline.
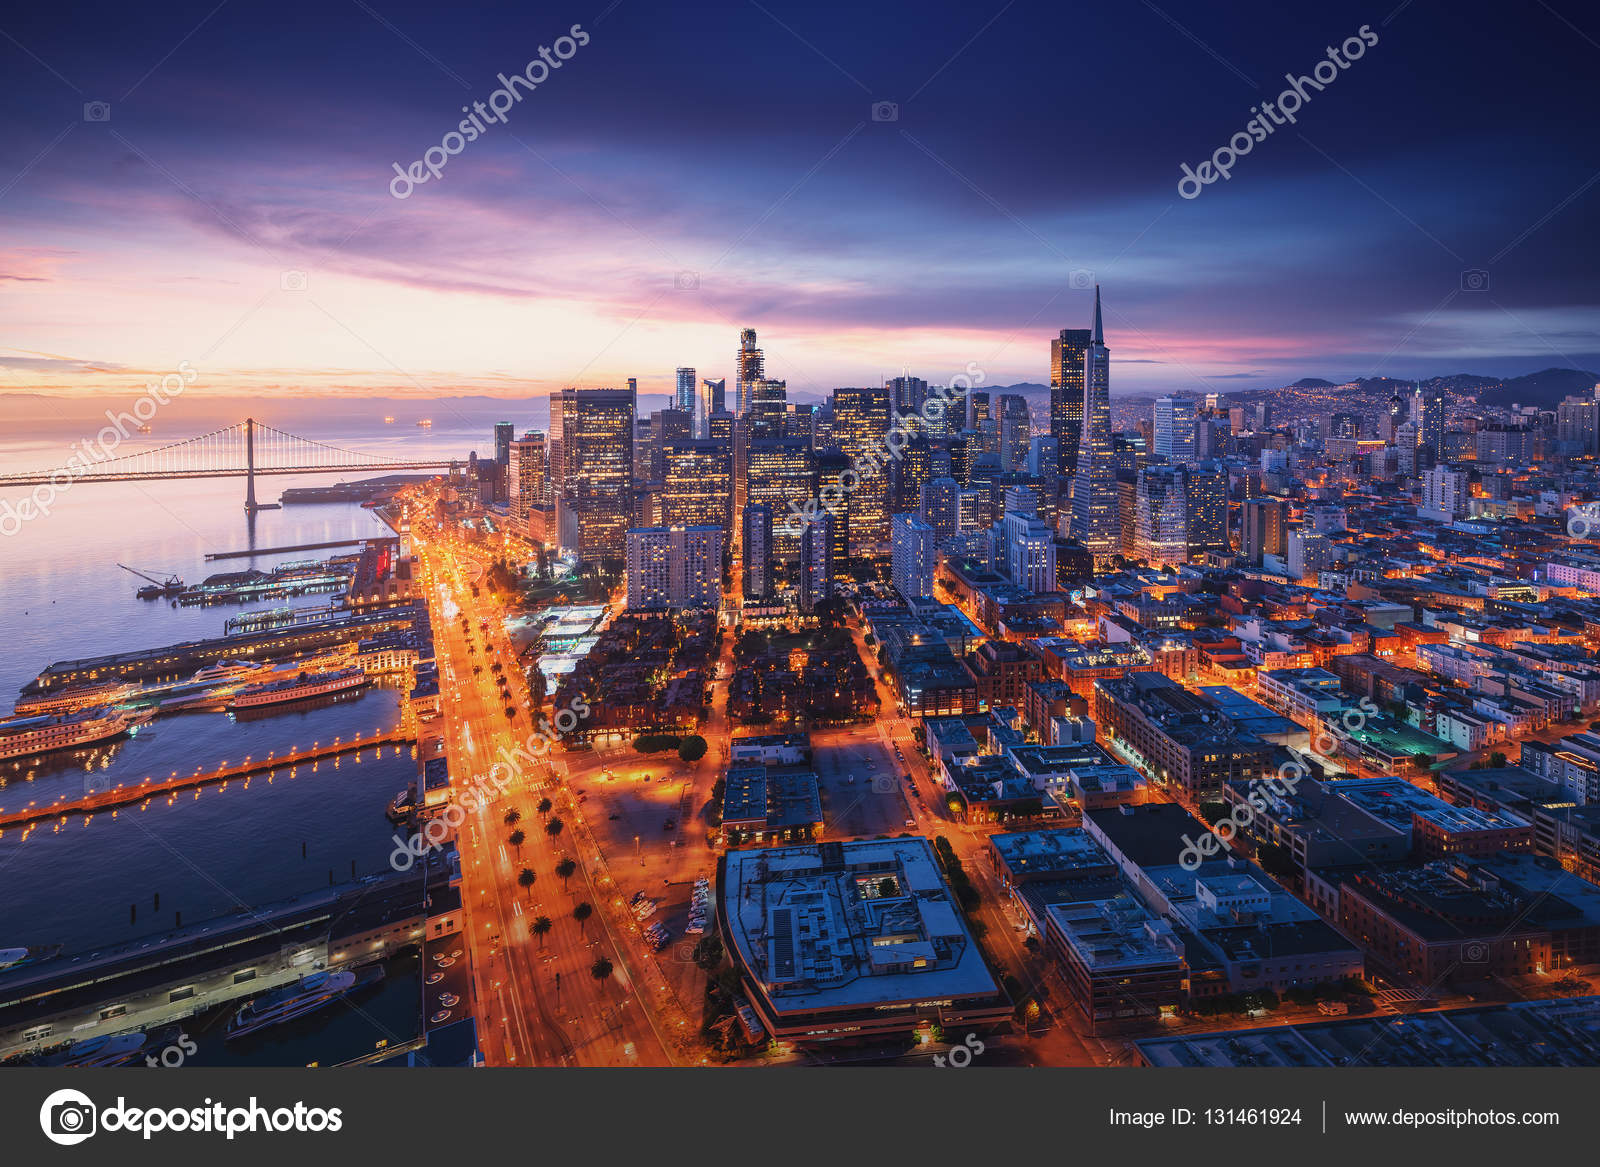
0, 728, 415, 830
206, 535, 399, 561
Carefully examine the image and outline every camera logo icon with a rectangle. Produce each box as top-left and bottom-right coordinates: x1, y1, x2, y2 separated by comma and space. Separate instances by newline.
871, 101, 899, 122
1462, 940, 1489, 963
1460, 269, 1490, 292
673, 271, 700, 291
83, 102, 111, 123
40, 1088, 97, 1146
280, 270, 308, 292
1068, 268, 1095, 290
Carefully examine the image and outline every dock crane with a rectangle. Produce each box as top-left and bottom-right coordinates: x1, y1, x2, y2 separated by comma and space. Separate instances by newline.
118, 563, 185, 600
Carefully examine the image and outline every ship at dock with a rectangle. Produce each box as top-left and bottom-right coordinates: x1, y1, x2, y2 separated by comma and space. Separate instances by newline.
225, 965, 383, 1040
12, 681, 135, 717
227, 666, 367, 711
0, 708, 134, 761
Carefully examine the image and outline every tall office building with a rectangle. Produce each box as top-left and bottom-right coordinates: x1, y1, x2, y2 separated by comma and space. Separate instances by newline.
832, 385, 892, 553
1027, 435, 1059, 478
557, 386, 635, 562
649, 408, 692, 481
735, 328, 764, 418
675, 367, 697, 415
1133, 466, 1188, 567
1414, 381, 1446, 461
494, 421, 515, 468
893, 436, 935, 515
748, 378, 788, 440
1051, 325, 1091, 475
697, 378, 726, 439
547, 392, 566, 499
798, 509, 834, 615
1003, 510, 1057, 593
706, 409, 734, 448
1068, 288, 1120, 569
814, 449, 854, 588
1241, 497, 1289, 565
1287, 528, 1331, 582
997, 394, 1031, 473
967, 390, 991, 433
626, 525, 724, 611
886, 375, 928, 423
742, 503, 774, 600
1153, 396, 1197, 464
661, 439, 734, 533
507, 430, 547, 523
746, 439, 815, 562
1179, 460, 1228, 559
920, 476, 962, 539
1557, 392, 1600, 454
891, 514, 936, 601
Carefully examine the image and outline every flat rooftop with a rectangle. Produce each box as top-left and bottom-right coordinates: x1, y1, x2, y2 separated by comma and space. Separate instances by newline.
722, 838, 1000, 1014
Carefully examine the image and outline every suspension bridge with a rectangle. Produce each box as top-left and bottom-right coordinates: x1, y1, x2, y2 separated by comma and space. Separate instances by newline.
0, 418, 459, 512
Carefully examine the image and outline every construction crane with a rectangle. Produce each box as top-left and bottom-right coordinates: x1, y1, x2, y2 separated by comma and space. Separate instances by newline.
118, 563, 185, 600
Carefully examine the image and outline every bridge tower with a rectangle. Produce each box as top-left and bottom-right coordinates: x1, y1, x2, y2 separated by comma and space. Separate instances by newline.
244, 417, 258, 513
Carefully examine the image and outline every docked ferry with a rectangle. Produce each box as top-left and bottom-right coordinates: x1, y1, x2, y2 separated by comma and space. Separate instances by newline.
225, 966, 381, 1039
45, 1031, 149, 1068
12, 681, 134, 717
0, 708, 131, 761
227, 666, 367, 710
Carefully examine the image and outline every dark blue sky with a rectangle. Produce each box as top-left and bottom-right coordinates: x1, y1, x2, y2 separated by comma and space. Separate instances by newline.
1, 0, 1596, 398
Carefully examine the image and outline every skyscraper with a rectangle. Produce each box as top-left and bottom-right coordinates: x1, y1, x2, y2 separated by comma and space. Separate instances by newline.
891, 513, 936, 601
832, 385, 892, 553
735, 328, 763, 418
557, 386, 635, 562
1241, 497, 1289, 565
798, 509, 833, 615
742, 503, 774, 600
997, 394, 1031, 473
508, 430, 546, 523
1178, 460, 1228, 560
1068, 287, 1119, 569
675, 367, 696, 415
920, 476, 961, 539
494, 421, 515, 468
697, 377, 726, 439
746, 439, 815, 562
1133, 465, 1188, 567
1003, 510, 1056, 593
662, 439, 733, 533
748, 378, 788, 440
1051, 325, 1091, 475
1153, 396, 1197, 463
1414, 381, 1445, 461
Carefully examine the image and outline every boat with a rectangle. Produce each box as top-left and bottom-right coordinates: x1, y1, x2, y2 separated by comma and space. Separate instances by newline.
386, 782, 417, 823
0, 708, 130, 761
383, 415, 396, 424
227, 667, 367, 710
416, 418, 432, 428
191, 660, 263, 683
0, 944, 61, 971
225, 965, 382, 1039
46, 1031, 148, 1068
12, 682, 134, 717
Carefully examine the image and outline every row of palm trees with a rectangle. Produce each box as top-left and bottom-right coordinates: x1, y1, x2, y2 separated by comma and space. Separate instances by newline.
501, 805, 609, 988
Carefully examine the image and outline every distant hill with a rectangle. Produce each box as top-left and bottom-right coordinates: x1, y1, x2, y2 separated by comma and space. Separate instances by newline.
1478, 367, 1598, 408
1291, 377, 1335, 388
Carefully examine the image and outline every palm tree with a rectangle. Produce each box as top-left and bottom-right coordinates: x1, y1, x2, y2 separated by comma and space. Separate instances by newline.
590, 955, 613, 991
546, 817, 564, 839
530, 916, 552, 948
503, 808, 522, 828
556, 857, 577, 888
537, 797, 552, 817
517, 867, 536, 898
508, 828, 526, 857
573, 902, 593, 935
